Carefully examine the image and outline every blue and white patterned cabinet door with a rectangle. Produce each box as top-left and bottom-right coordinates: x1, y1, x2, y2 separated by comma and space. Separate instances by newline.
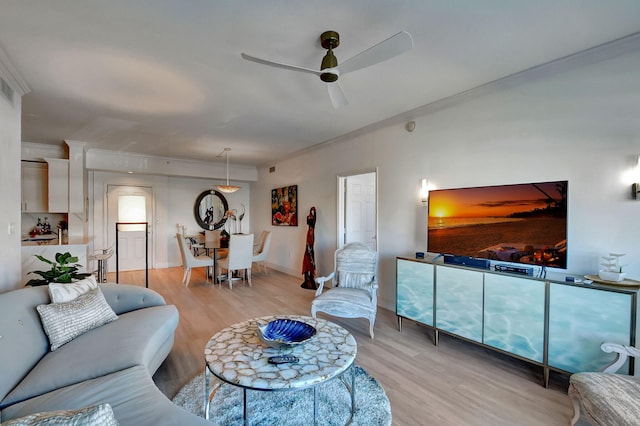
396, 259, 434, 326
484, 274, 545, 363
435, 266, 483, 342
548, 283, 633, 374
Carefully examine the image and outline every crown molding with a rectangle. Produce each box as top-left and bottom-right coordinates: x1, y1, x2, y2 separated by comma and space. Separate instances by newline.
0, 43, 30, 96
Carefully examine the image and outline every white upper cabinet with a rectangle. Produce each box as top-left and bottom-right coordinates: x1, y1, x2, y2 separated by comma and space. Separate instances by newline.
21, 161, 47, 213
44, 158, 69, 213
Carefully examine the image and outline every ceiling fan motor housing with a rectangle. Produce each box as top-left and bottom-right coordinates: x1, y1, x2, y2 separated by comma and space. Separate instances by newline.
320, 31, 340, 50
320, 31, 340, 82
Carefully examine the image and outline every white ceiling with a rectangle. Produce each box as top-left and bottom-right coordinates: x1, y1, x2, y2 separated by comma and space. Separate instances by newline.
1, 1, 639, 167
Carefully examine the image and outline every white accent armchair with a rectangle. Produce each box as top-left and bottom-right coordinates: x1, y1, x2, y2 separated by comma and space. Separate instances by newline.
569, 342, 640, 425
311, 242, 378, 339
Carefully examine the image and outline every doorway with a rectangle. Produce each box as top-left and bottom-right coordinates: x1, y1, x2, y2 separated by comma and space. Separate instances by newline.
106, 185, 153, 272
338, 170, 377, 251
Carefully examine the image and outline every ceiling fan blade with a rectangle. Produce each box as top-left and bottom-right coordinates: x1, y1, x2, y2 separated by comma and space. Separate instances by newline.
338, 31, 413, 75
241, 53, 321, 76
327, 81, 348, 109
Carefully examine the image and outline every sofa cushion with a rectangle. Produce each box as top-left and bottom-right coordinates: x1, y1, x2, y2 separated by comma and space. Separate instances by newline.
98, 283, 167, 315
2, 403, 117, 426
2, 305, 178, 408
0, 366, 209, 426
37, 288, 118, 351
48, 276, 98, 303
0, 287, 51, 403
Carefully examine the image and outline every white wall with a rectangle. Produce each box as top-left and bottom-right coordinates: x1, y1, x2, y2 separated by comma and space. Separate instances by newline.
252, 41, 640, 310
90, 171, 250, 273
0, 82, 21, 293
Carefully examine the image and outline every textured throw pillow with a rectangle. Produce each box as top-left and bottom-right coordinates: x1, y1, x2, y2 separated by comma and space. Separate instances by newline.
1, 403, 118, 425
49, 276, 98, 303
37, 287, 118, 351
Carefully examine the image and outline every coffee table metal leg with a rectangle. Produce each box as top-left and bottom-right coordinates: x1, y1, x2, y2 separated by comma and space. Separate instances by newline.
204, 368, 221, 420
204, 368, 210, 419
243, 388, 248, 426
351, 365, 356, 419
339, 364, 356, 425
314, 386, 318, 425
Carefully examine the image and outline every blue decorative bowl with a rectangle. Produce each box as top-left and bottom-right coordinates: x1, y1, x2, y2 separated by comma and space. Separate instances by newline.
257, 319, 317, 348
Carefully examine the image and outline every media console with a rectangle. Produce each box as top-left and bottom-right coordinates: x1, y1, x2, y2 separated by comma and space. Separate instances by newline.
396, 256, 638, 387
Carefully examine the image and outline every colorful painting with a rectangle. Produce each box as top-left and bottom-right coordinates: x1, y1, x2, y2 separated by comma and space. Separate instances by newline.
272, 185, 298, 226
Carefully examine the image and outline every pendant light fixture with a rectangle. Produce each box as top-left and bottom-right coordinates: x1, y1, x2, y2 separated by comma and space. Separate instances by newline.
216, 148, 240, 193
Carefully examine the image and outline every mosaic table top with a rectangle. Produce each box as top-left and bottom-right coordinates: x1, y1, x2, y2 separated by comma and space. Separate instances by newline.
204, 315, 357, 390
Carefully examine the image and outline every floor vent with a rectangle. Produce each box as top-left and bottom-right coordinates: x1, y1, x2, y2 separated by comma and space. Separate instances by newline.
0, 76, 14, 104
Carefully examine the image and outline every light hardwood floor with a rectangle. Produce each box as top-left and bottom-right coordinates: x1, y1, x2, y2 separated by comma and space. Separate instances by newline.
112, 267, 574, 425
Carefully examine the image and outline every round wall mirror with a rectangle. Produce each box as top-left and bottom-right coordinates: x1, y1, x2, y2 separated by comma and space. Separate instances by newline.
194, 190, 229, 230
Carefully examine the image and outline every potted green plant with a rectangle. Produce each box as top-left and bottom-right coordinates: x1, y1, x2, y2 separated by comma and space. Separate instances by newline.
25, 252, 92, 286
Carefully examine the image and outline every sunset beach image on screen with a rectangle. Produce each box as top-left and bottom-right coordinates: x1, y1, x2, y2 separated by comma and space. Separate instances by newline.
427, 181, 567, 269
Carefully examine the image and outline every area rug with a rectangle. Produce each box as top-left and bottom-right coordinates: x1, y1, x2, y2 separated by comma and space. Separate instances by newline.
172, 365, 391, 426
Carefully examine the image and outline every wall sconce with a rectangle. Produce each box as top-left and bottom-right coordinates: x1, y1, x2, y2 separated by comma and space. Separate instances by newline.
633, 155, 640, 200
420, 179, 430, 205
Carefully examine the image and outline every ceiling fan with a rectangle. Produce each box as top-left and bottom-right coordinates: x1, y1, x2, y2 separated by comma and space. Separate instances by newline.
241, 30, 413, 109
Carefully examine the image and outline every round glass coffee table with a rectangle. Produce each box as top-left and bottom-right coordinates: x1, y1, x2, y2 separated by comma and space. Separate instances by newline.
204, 315, 357, 425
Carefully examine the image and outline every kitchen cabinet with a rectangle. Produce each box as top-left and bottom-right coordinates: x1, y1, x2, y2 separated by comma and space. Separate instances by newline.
44, 158, 69, 213
21, 161, 47, 213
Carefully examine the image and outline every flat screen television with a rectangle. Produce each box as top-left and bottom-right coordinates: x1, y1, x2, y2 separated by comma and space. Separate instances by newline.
428, 180, 568, 269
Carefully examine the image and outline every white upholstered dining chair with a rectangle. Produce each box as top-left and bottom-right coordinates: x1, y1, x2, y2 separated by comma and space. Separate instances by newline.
176, 233, 213, 287
217, 233, 254, 289
252, 230, 272, 274
311, 242, 378, 338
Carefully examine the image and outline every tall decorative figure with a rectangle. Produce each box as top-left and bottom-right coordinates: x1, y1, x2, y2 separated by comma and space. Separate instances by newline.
301, 207, 317, 289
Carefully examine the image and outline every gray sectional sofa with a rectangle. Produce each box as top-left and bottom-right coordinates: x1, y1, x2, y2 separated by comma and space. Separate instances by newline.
0, 283, 209, 425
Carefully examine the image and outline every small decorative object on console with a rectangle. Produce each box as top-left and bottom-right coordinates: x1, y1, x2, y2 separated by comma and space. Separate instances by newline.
599, 253, 626, 282
257, 318, 316, 349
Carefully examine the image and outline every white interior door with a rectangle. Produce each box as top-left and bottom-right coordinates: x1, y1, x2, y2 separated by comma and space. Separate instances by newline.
339, 171, 377, 251
106, 185, 153, 272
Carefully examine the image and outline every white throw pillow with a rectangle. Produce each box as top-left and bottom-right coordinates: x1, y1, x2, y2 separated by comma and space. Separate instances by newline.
48, 276, 98, 303
37, 287, 118, 351
1, 403, 118, 425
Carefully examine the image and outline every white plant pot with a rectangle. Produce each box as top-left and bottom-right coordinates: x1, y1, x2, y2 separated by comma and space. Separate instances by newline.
598, 270, 627, 282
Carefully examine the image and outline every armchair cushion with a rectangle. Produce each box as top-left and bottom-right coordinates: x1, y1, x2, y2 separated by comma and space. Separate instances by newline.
570, 372, 640, 425
313, 288, 374, 314
337, 271, 374, 289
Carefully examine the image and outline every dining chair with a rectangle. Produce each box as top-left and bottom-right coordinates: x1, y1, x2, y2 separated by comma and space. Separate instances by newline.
185, 233, 204, 256
176, 233, 213, 287
205, 230, 227, 281
252, 230, 272, 274
217, 233, 254, 289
